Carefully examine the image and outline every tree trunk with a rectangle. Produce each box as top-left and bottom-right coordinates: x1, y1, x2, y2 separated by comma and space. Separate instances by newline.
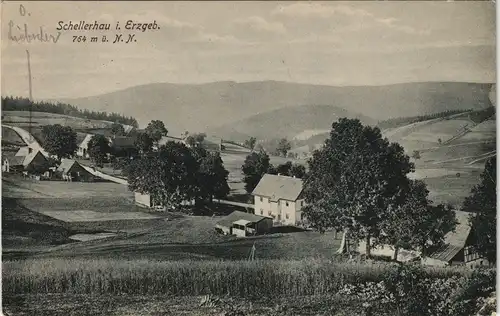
393, 246, 399, 262
365, 234, 371, 258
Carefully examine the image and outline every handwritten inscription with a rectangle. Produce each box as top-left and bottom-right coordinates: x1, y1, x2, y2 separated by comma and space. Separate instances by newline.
7, 4, 161, 45
8, 4, 61, 44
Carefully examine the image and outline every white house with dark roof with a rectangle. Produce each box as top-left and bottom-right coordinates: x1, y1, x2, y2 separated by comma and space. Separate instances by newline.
252, 174, 305, 226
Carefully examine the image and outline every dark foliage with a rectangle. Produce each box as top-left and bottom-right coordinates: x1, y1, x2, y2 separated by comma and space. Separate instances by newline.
2, 96, 138, 127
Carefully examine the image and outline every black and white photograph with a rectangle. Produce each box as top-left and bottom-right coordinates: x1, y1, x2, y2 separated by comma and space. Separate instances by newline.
1, 1, 497, 315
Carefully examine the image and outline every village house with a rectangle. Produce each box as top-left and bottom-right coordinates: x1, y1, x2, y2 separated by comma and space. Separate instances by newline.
215, 211, 273, 237
8, 148, 49, 174
57, 159, 96, 182
2, 156, 10, 172
252, 174, 305, 226
110, 135, 138, 157
350, 210, 490, 266
76, 134, 93, 159
422, 210, 490, 267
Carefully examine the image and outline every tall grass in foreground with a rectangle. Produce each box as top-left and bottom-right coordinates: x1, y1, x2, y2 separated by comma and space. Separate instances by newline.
2, 259, 478, 297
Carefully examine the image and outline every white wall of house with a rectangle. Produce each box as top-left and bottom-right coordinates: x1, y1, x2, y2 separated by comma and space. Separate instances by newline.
254, 195, 305, 226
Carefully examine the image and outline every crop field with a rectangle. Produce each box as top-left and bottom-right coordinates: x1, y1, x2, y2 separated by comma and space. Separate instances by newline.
3, 258, 484, 316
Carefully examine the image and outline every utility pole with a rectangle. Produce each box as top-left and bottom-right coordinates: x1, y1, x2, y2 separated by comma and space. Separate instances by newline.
26, 50, 33, 142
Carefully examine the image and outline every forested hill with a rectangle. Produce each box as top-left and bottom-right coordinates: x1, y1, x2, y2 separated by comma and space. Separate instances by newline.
1, 97, 138, 127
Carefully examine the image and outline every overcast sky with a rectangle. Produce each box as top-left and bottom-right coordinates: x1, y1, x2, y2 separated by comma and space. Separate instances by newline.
1, 1, 496, 99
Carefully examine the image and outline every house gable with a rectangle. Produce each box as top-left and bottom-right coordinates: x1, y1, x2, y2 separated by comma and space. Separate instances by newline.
252, 174, 304, 202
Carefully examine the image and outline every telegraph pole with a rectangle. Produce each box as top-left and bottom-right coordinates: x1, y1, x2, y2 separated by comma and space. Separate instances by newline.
26, 50, 33, 142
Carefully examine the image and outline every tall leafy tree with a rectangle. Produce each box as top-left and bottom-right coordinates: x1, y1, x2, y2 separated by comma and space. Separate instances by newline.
302, 118, 414, 257
290, 164, 306, 178
185, 133, 207, 148
380, 180, 457, 260
111, 122, 125, 137
128, 142, 199, 209
276, 138, 291, 157
134, 132, 154, 154
242, 151, 271, 193
194, 148, 230, 203
463, 156, 496, 263
145, 120, 168, 144
41, 124, 77, 161
88, 134, 111, 168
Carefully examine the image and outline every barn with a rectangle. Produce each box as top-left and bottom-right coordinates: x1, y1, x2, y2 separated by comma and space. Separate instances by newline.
57, 159, 96, 182
215, 211, 273, 237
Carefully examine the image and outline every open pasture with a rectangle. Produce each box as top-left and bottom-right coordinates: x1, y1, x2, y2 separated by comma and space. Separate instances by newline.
38, 210, 160, 223
2, 175, 133, 199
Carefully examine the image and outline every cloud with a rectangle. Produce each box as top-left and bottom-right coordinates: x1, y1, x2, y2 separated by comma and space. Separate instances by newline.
233, 16, 286, 35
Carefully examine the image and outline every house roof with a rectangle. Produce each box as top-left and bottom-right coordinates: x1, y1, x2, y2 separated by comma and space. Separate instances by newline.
111, 136, 136, 148
158, 136, 185, 146
78, 134, 94, 148
428, 210, 472, 262
15, 146, 30, 157
23, 150, 47, 167
216, 211, 270, 228
57, 159, 77, 173
233, 219, 251, 226
252, 174, 304, 202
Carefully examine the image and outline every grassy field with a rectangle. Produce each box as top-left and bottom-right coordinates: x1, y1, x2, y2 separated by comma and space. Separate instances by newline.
2, 111, 113, 130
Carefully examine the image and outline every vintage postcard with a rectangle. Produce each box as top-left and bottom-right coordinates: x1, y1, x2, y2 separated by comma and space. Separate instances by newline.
1, 1, 497, 315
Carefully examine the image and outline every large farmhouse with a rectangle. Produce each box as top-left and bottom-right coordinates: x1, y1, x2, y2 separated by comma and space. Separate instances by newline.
215, 211, 273, 237
252, 174, 305, 226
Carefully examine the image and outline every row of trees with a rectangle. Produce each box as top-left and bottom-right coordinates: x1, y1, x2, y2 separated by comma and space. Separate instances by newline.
241, 151, 306, 193
301, 118, 495, 261
2, 96, 139, 127
128, 142, 230, 209
244, 136, 293, 157
376, 109, 473, 130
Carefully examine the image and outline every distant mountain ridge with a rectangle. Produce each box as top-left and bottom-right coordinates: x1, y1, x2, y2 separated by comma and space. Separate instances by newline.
55, 81, 494, 140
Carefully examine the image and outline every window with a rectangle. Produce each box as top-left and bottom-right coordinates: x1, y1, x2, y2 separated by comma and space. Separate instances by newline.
285, 201, 289, 207
260, 197, 263, 202
268, 210, 272, 216
278, 214, 281, 221
285, 214, 289, 219
260, 209, 263, 215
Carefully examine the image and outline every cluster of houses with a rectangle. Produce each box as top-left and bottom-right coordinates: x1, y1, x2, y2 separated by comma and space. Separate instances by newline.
2, 142, 100, 182
76, 132, 223, 160
210, 173, 489, 268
